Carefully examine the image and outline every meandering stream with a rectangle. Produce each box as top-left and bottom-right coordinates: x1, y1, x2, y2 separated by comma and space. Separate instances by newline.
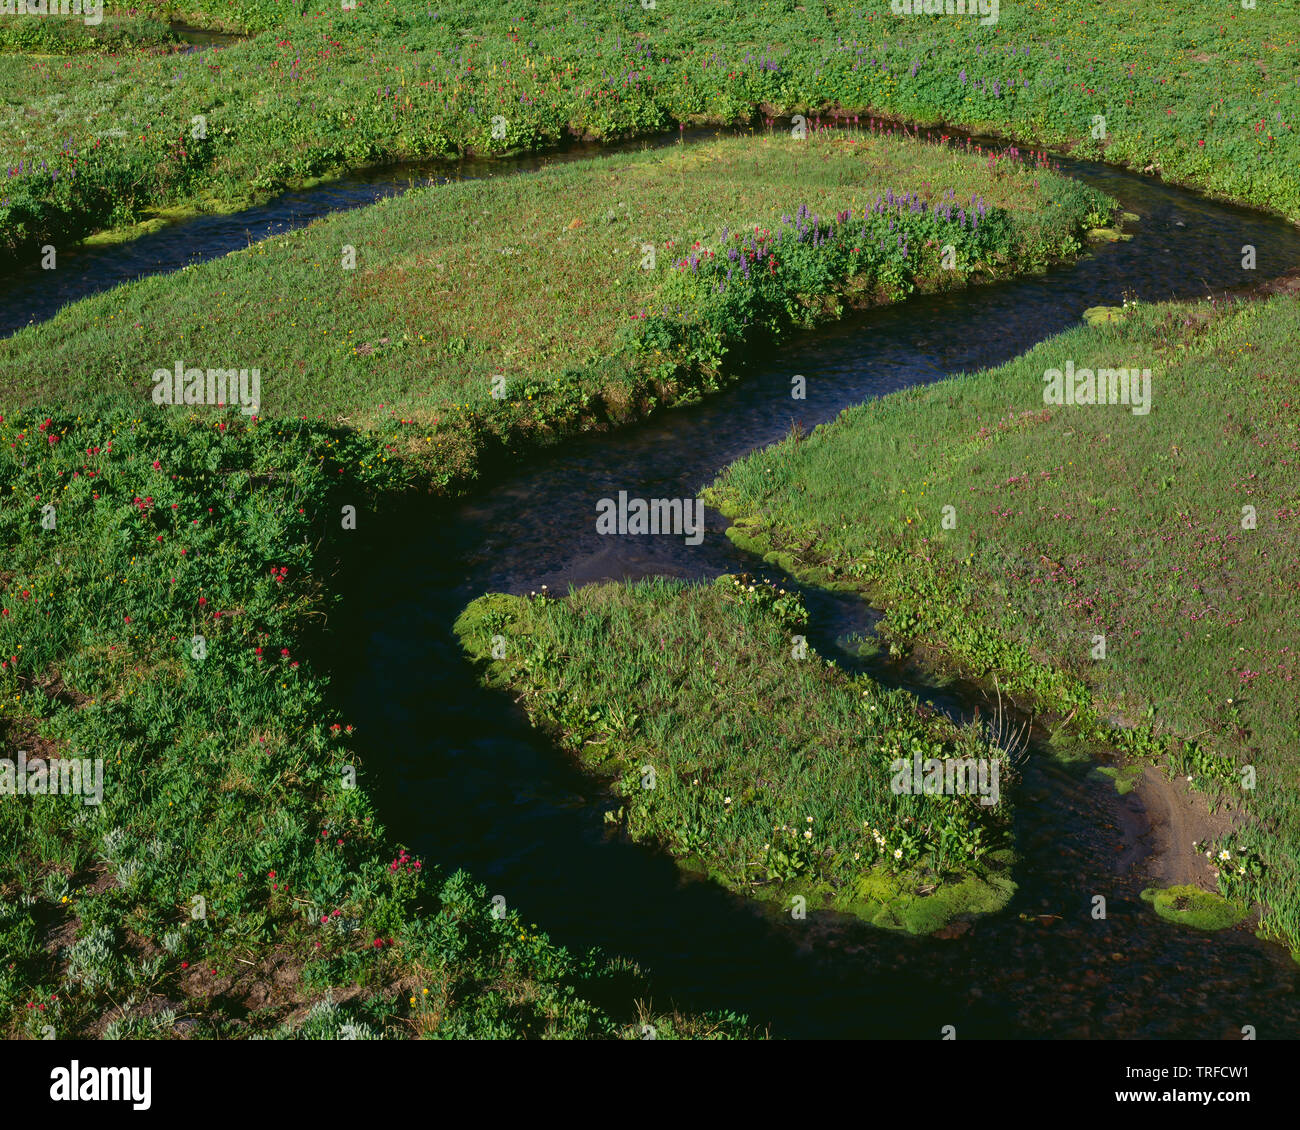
7, 123, 1300, 1038
338, 138, 1300, 1040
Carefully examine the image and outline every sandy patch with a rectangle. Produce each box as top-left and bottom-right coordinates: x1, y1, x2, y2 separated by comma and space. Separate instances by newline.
1132, 766, 1241, 888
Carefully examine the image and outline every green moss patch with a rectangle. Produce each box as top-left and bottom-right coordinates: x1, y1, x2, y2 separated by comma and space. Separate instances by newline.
1081, 304, 1127, 326
1093, 765, 1144, 796
1141, 886, 1247, 932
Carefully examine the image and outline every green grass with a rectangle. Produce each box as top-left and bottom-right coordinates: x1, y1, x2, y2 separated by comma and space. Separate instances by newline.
0, 10, 177, 54
0, 404, 753, 1038
98, 2, 289, 36
455, 575, 1018, 934
1, 0, 1296, 261
704, 291, 1300, 949
1, 129, 1111, 492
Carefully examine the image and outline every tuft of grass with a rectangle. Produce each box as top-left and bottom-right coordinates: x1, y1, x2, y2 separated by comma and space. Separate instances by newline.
1093, 765, 1143, 796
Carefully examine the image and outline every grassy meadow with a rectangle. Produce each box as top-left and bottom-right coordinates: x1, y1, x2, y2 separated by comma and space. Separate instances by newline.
1, 129, 1112, 490
455, 576, 1019, 934
2, 0, 1299, 1042
0, 405, 753, 1038
1, 0, 1296, 263
705, 292, 1300, 950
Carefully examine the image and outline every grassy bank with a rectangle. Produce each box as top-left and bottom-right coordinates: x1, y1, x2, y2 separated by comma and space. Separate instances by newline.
1, 129, 1111, 493
455, 576, 1018, 934
0, 11, 178, 54
705, 291, 1300, 951
1, 0, 1295, 260
0, 404, 752, 1038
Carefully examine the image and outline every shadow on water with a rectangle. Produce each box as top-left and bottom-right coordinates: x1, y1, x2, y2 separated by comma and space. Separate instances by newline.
335, 159, 1300, 1036
13, 110, 1300, 1035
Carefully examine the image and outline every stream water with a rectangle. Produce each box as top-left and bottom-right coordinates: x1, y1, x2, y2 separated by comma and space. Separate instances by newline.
7, 122, 1299, 1038
168, 22, 245, 52
338, 138, 1300, 1040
